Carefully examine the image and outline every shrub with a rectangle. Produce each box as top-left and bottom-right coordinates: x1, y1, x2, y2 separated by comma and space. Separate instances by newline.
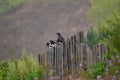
0, 61, 9, 80
86, 61, 106, 79
7, 49, 42, 80
85, 27, 100, 47
0, 49, 42, 80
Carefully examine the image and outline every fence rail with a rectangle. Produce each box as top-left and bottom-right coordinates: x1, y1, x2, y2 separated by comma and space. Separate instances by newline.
38, 31, 108, 80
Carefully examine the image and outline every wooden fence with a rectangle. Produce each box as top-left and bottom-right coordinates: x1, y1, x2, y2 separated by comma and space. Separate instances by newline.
38, 31, 108, 80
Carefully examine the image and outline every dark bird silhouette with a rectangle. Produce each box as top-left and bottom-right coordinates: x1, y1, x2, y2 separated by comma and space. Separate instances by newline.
56, 33, 65, 43
46, 42, 50, 47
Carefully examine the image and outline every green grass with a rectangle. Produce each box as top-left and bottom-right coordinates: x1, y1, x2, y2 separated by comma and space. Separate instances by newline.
40, 0, 69, 3
0, 0, 24, 13
0, 0, 69, 13
8, 0, 24, 6
0, 8, 6, 13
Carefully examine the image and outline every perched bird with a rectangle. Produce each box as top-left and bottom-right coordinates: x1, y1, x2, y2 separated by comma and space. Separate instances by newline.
46, 40, 57, 47
56, 33, 65, 43
50, 40, 56, 45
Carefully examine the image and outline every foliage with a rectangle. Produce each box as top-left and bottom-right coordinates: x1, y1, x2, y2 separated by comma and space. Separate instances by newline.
89, 0, 120, 53
103, 54, 120, 80
0, 49, 42, 80
7, 49, 42, 80
89, 0, 120, 21
86, 61, 106, 79
0, 61, 9, 80
83, 0, 120, 79
85, 27, 100, 47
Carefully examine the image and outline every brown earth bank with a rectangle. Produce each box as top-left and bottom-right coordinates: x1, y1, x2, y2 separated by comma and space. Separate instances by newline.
0, 0, 91, 60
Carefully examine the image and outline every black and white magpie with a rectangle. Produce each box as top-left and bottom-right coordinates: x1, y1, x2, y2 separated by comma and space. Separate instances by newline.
46, 40, 57, 47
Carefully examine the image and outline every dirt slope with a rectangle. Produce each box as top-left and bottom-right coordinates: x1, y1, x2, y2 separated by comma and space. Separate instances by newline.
0, 0, 90, 60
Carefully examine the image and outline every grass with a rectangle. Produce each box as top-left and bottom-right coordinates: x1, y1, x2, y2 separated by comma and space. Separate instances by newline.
8, 0, 24, 6
0, 49, 42, 80
0, 0, 24, 13
39, 0, 69, 3
0, 0, 70, 13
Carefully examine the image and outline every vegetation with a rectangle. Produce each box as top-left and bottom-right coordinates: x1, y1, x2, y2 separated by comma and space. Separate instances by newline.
85, 27, 100, 47
86, 61, 106, 79
81, 0, 120, 80
40, 0, 69, 2
0, 61, 9, 80
0, 0, 25, 13
0, 49, 42, 80
0, 0, 37, 13
0, 0, 69, 13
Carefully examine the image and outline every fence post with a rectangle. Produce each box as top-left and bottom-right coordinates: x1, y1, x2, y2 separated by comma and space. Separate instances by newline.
45, 50, 49, 80
70, 36, 75, 75
59, 44, 64, 80
76, 33, 79, 72
67, 38, 71, 75
64, 40, 68, 76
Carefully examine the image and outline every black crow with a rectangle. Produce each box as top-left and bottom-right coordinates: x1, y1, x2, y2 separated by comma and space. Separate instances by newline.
56, 33, 65, 43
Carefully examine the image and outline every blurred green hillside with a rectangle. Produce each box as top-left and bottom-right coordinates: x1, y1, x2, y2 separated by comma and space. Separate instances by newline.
0, 0, 38, 13
0, 0, 24, 13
